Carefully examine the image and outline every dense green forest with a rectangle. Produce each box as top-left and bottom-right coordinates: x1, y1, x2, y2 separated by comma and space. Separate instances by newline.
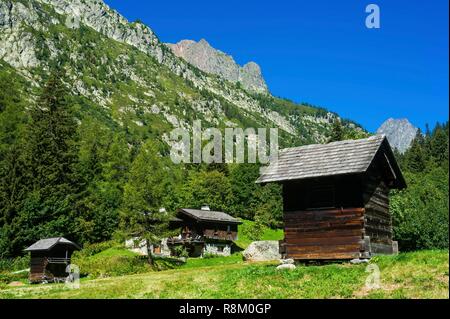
391, 123, 449, 250
0, 68, 287, 258
0, 67, 448, 259
0, 0, 368, 260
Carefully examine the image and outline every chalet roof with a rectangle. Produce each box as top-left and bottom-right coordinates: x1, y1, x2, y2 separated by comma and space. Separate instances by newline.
257, 135, 406, 189
24, 237, 81, 252
178, 208, 242, 224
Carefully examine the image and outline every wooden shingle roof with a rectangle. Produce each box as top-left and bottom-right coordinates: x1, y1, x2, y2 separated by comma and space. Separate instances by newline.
257, 135, 405, 189
178, 209, 242, 224
25, 237, 80, 252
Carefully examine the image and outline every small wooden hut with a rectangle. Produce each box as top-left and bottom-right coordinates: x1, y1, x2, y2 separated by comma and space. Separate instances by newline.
25, 237, 81, 283
168, 206, 242, 257
257, 135, 406, 260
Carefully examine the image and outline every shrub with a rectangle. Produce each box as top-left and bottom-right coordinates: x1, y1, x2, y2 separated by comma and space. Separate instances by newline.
241, 218, 264, 241
0, 271, 28, 284
172, 245, 189, 258
0, 255, 30, 273
391, 169, 449, 251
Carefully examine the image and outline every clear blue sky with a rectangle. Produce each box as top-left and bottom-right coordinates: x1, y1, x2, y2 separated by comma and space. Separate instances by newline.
104, 0, 448, 132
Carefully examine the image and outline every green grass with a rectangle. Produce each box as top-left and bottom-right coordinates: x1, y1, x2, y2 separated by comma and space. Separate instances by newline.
0, 221, 281, 284
181, 253, 244, 269
0, 250, 447, 299
235, 219, 284, 249
70, 245, 153, 279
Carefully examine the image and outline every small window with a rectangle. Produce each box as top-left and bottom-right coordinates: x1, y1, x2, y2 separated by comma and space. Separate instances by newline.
227, 225, 231, 233
217, 246, 224, 252
307, 185, 335, 209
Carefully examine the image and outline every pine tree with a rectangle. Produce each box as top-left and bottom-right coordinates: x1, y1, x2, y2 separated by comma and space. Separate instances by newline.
29, 69, 79, 193
72, 119, 122, 244
178, 169, 233, 213
229, 164, 260, 219
17, 68, 80, 248
328, 119, 344, 143
92, 133, 131, 241
430, 122, 449, 164
404, 129, 427, 173
0, 72, 29, 257
425, 123, 431, 139
119, 140, 177, 265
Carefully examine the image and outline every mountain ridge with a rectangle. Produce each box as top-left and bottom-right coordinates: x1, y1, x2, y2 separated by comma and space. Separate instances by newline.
0, 0, 364, 149
0, 0, 368, 257
377, 118, 418, 153
166, 39, 268, 94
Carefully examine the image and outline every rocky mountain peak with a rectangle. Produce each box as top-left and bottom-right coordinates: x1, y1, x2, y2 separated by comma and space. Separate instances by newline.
166, 39, 268, 94
0, 0, 164, 69
0, 0, 353, 145
377, 118, 418, 153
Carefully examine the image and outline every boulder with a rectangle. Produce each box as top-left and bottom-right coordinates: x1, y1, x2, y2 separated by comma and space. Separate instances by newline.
276, 264, 296, 271
8, 281, 25, 287
243, 241, 281, 262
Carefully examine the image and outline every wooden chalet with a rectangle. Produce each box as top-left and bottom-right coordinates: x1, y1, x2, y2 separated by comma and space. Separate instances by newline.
25, 237, 80, 283
168, 206, 242, 257
257, 135, 406, 260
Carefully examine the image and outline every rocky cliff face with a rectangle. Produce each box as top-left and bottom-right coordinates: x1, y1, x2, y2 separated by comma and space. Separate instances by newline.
377, 118, 418, 153
166, 39, 268, 94
0, 0, 360, 147
0, 0, 165, 67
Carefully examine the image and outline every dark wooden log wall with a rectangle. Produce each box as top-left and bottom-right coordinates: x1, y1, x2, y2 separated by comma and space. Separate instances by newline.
202, 222, 238, 241
362, 158, 395, 254
203, 229, 238, 241
363, 179, 392, 244
172, 217, 239, 242
29, 254, 47, 283
281, 208, 365, 260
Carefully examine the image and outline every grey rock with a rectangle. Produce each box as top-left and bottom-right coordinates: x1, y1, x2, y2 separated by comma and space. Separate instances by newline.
350, 259, 370, 264
0, 0, 357, 147
39, 0, 164, 62
0, 1, 12, 28
377, 118, 418, 153
166, 39, 268, 93
243, 241, 281, 262
0, 1, 41, 68
8, 281, 25, 287
276, 264, 296, 271
279, 259, 295, 265
0, 0, 302, 135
